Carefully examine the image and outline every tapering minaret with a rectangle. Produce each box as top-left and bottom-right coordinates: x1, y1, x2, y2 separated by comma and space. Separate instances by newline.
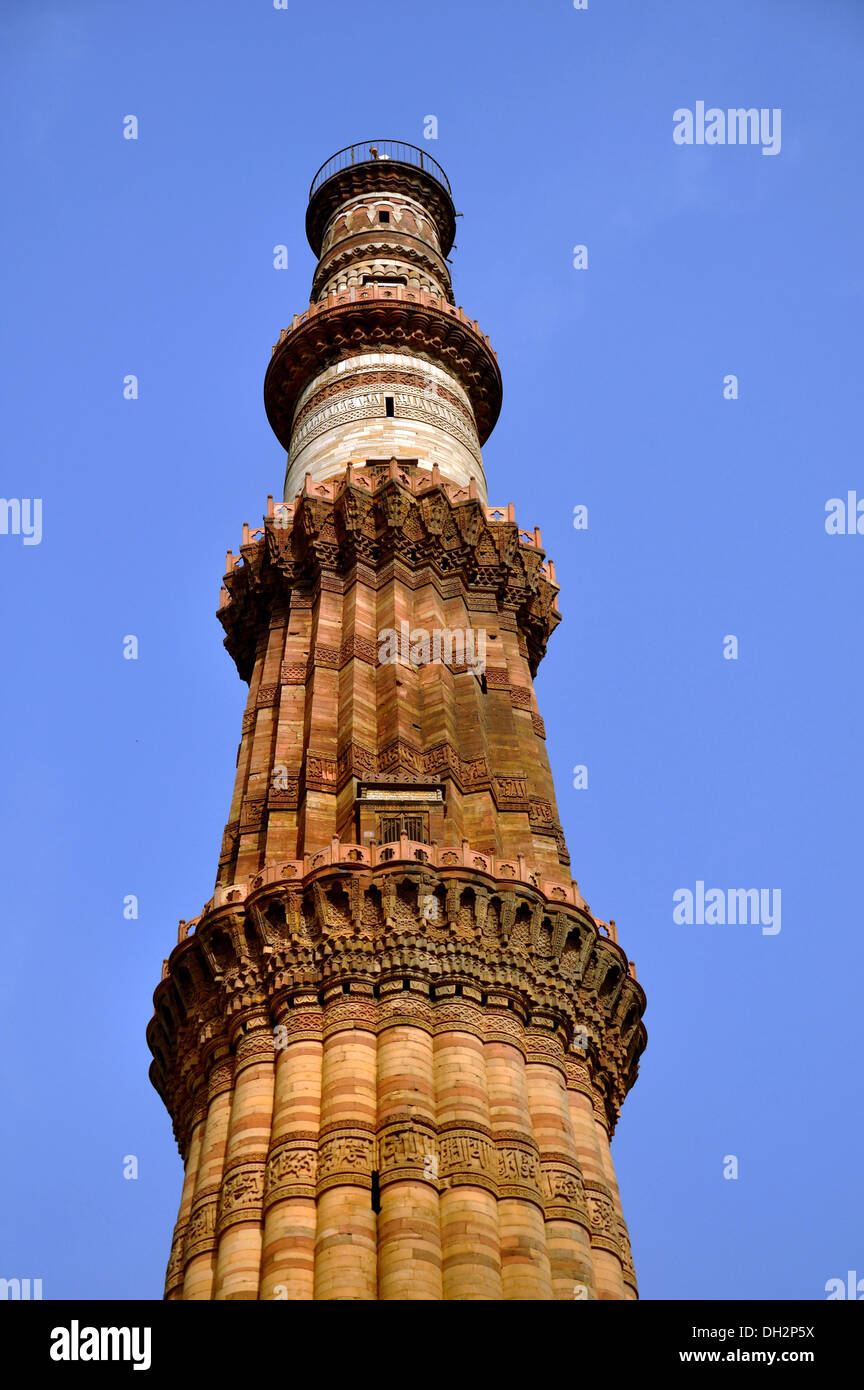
149, 140, 646, 1301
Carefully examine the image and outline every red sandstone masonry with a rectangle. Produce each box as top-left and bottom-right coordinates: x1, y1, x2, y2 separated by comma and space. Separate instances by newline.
150, 143, 645, 1302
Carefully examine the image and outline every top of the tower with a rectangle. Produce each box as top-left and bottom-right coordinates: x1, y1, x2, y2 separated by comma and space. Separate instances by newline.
309, 139, 452, 199
265, 140, 501, 505
305, 139, 456, 261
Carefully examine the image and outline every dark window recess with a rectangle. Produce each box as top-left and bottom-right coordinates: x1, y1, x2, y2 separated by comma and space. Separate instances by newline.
378, 210, 390, 223
370, 1170, 381, 1213
362, 275, 406, 287
385, 396, 395, 417
379, 813, 427, 844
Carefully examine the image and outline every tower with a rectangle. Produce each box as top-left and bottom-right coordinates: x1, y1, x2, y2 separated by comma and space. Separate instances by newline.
148, 140, 647, 1301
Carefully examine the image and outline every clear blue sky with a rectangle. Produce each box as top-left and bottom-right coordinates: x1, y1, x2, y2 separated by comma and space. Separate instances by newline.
1, 0, 861, 1301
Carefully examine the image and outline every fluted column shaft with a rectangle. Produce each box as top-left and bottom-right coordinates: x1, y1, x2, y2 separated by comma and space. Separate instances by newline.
164, 1082, 207, 1299
484, 1002, 552, 1299
213, 1010, 275, 1299
591, 1086, 635, 1299
433, 990, 502, 1299
183, 1042, 234, 1300
313, 985, 378, 1299
260, 992, 323, 1299
376, 985, 443, 1300
524, 1025, 596, 1300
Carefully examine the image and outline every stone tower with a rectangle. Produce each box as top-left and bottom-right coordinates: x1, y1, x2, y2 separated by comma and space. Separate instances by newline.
148, 140, 647, 1301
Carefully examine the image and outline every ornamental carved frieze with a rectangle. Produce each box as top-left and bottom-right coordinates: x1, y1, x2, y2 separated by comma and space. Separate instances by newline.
280, 662, 306, 685
293, 368, 469, 432
539, 1159, 590, 1226
316, 1128, 375, 1193
563, 1058, 595, 1099
617, 1215, 638, 1290
207, 1057, 235, 1100
321, 996, 376, 1035
437, 1127, 498, 1195
165, 1225, 187, 1293
583, 1180, 619, 1255
263, 1140, 318, 1207
310, 241, 453, 303
184, 1192, 219, 1261
523, 1029, 567, 1072
239, 797, 265, 832
234, 1027, 278, 1072
528, 797, 555, 832
216, 1162, 266, 1234
304, 756, 338, 791
484, 668, 510, 690
289, 379, 482, 469
267, 780, 300, 811
377, 1122, 438, 1186
339, 634, 378, 667
482, 1007, 526, 1049
493, 775, 529, 811
496, 1137, 544, 1205
219, 463, 561, 684
375, 993, 434, 1031
149, 861, 646, 1159
219, 822, 239, 859
431, 999, 486, 1036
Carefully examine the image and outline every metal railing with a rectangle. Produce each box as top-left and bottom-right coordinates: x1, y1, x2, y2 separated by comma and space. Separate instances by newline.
309, 140, 452, 199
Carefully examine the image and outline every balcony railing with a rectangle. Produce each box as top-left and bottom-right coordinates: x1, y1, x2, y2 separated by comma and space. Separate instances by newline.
310, 140, 452, 200
172, 837, 598, 946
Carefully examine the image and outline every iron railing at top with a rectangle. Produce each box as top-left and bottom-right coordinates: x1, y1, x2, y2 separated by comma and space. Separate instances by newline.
309, 140, 452, 200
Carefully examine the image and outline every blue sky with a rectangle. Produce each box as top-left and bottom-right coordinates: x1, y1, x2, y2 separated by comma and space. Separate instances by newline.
1, 0, 861, 1300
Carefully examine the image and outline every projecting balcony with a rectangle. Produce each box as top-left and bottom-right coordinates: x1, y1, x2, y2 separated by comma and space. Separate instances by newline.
309, 139, 452, 200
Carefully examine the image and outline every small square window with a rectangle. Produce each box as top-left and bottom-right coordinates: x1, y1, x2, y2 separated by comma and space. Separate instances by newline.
378, 210, 390, 223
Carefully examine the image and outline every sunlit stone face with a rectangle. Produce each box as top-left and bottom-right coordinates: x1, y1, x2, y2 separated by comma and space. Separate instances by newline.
283, 352, 487, 503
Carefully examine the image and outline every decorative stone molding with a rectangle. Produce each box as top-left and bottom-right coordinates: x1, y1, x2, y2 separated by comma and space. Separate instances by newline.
265, 289, 502, 454
495, 1137, 544, 1207
316, 1128, 375, 1193
377, 1121, 438, 1187
584, 1180, 620, 1255
216, 1161, 267, 1235
539, 1158, 590, 1226
264, 1140, 318, 1207
437, 1126, 498, 1195
184, 1192, 219, 1262
165, 1224, 187, 1295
